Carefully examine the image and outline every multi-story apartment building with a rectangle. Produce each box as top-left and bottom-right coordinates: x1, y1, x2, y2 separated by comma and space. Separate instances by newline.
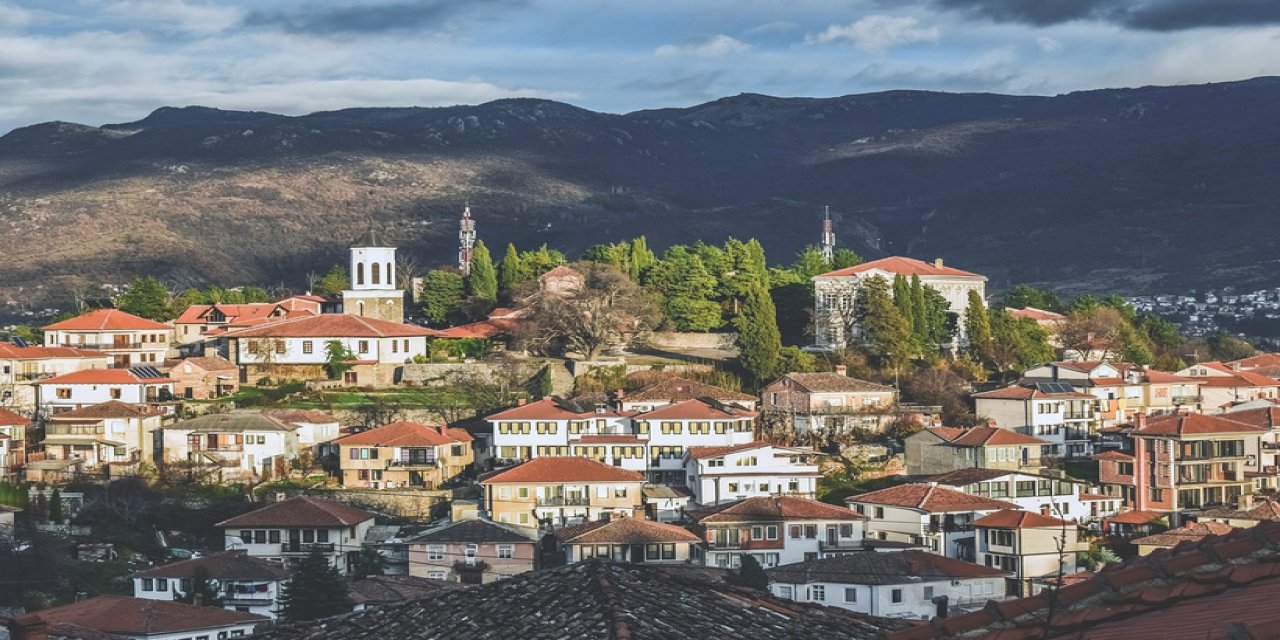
812, 256, 986, 351
1096, 412, 1263, 519
480, 457, 645, 529
759, 370, 898, 433
36, 368, 177, 417
161, 412, 302, 479
904, 427, 1049, 476
693, 496, 866, 569
1020, 361, 1202, 427
42, 308, 173, 367
0, 341, 110, 412
0, 408, 29, 481
405, 517, 538, 584
334, 421, 474, 489
923, 468, 1117, 527
1175, 361, 1280, 412
552, 517, 702, 565
217, 496, 376, 574
972, 383, 1098, 458
846, 483, 1019, 560
683, 441, 821, 505
972, 510, 1088, 597
487, 396, 757, 485
42, 401, 163, 474
131, 550, 294, 620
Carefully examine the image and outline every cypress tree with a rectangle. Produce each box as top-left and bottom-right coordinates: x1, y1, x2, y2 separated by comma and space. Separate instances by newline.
468, 240, 498, 302
892, 275, 917, 354
735, 283, 782, 383
964, 289, 992, 358
419, 269, 466, 325
857, 276, 913, 373
629, 237, 655, 280
277, 547, 353, 622
498, 243, 525, 296
910, 275, 927, 344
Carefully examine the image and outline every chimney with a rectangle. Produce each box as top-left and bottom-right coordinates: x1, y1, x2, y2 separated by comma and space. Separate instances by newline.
193, 592, 203, 607
932, 595, 950, 620
1134, 412, 1148, 431
834, 364, 848, 376
9, 614, 48, 640
934, 258, 944, 268
517, 398, 527, 406
614, 388, 625, 400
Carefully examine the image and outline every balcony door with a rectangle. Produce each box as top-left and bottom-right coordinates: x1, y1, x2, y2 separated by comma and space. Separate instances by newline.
826, 525, 839, 546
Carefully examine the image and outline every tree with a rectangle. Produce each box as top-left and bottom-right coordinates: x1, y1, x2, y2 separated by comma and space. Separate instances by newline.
790, 246, 831, 279
498, 243, 526, 297
728, 554, 769, 591
468, 240, 498, 302
276, 547, 352, 622
175, 565, 223, 607
519, 262, 657, 360
1209, 332, 1257, 362
351, 547, 389, 580
988, 310, 1054, 380
116, 277, 172, 321
903, 367, 973, 426
735, 283, 782, 383
892, 275, 918, 354
419, 269, 466, 325
646, 247, 722, 331
324, 340, 355, 380
536, 366, 555, 398
1057, 307, 1127, 360
831, 248, 862, 270
239, 286, 272, 303
964, 290, 992, 359
48, 489, 62, 524
1002, 284, 1064, 312
628, 237, 656, 281
857, 276, 913, 374
313, 265, 350, 298
776, 345, 819, 374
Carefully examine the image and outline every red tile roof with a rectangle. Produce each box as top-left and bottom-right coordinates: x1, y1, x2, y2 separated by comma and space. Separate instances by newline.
1107, 509, 1165, 525
1093, 450, 1134, 461
1008, 307, 1064, 322
1200, 499, 1280, 523
972, 509, 1074, 529
482, 457, 645, 484
766, 549, 1008, 585
43, 308, 171, 331
24, 594, 265, 635
772, 372, 896, 393
174, 355, 239, 371
0, 344, 104, 360
848, 484, 1019, 513
696, 496, 866, 524
216, 496, 375, 528
815, 256, 982, 279
47, 401, 160, 420
435, 318, 520, 339
687, 441, 775, 460
0, 407, 31, 427
1133, 522, 1237, 548
1216, 407, 1280, 429
223, 314, 443, 338
133, 550, 293, 580
1133, 412, 1267, 437
39, 369, 174, 385
174, 303, 279, 325
1078, 493, 1117, 502
625, 377, 756, 403
335, 421, 471, 446
487, 397, 632, 421
262, 408, 339, 424
1143, 369, 1198, 384
636, 398, 756, 420
553, 517, 701, 544
941, 427, 1049, 447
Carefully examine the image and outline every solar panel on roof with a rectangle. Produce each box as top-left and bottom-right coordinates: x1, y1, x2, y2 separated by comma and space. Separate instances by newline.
130, 366, 163, 379
1036, 382, 1076, 394
10, 337, 28, 348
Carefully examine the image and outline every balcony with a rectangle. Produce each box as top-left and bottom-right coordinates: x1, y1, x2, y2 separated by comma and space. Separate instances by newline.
926, 522, 973, 533
388, 458, 438, 468
57, 341, 154, 350
818, 539, 864, 551
192, 444, 244, 453
1063, 412, 1094, 421
282, 542, 335, 554
1172, 395, 1202, 405
536, 495, 590, 507
1263, 442, 1280, 451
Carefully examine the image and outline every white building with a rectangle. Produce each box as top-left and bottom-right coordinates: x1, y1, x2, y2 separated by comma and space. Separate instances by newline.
42, 401, 164, 471
683, 441, 821, 505
42, 308, 173, 367
972, 509, 1088, 597
131, 550, 294, 620
36, 367, 176, 417
0, 342, 110, 412
972, 383, 1099, 458
12, 594, 266, 639
846, 483, 1020, 560
261, 409, 342, 447
343, 225, 405, 323
160, 412, 303, 479
812, 256, 986, 351
767, 550, 1008, 619
217, 496, 376, 575
694, 496, 867, 569
923, 468, 1120, 527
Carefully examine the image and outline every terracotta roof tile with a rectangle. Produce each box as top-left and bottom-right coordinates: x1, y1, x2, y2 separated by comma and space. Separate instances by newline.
261, 408, 339, 424
552, 517, 701, 544
815, 256, 982, 279
766, 549, 1008, 585
347, 575, 463, 606
1133, 522, 1236, 547
47, 400, 161, 420
625, 377, 755, 403
635, 398, 756, 419
43, 308, 171, 331
27, 594, 265, 636
686, 441, 778, 460
223, 314, 443, 338
1132, 412, 1267, 436
972, 509, 1075, 529
407, 518, 535, 544
175, 355, 239, 371
216, 496, 375, 528
481, 457, 645, 484
848, 484, 1020, 513
0, 344, 105, 360
773, 372, 896, 393
132, 550, 293, 580
486, 397, 634, 421
334, 421, 470, 447
1093, 450, 1135, 461
165, 412, 299, 433
972, 385, 1094, 400
696, 496, 866, 523
0, 407, 32, 426
1106, 510, 1165, 525
927, 426, 1048, 447
1008, 307, 1065, 321
39, 369, 174, 385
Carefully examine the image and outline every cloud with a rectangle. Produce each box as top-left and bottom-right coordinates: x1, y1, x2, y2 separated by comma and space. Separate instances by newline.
1036, 35, 1063, 52
932, 0, 1280, 31
744, 20, 799, 36
103, 1, 244, 34
806, 15, 941, 53
655, 34, 751, 58
244, 0, 521, 35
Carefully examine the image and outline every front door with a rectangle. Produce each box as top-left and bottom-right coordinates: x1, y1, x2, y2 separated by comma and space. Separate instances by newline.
288, 529, 300, 552
826, 526, 838, 546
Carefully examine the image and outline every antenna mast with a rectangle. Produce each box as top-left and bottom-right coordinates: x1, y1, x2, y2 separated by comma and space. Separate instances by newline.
458, 203, 476, 275
821, 206, 835, 263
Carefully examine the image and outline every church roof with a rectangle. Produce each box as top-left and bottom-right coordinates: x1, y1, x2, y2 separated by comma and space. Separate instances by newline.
352, 221, 388, 248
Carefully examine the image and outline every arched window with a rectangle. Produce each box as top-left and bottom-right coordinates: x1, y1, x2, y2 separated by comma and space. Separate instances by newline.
386, 262, 393, 287
372, 262, 381, 285
356, 262, 365, 286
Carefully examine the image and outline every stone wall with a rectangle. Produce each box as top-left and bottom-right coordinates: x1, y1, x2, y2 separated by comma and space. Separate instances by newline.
644, 331, 739, 351
569, 359, 716, 378
265, 486, 452, 520
400, 362, 544, 387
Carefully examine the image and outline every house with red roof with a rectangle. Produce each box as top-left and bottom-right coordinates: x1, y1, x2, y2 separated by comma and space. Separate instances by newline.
334, 420, 474, 489
683, 441, 821, 505
42, 401, 164, 474
1021, 361, 1203, 428
173, 295, 323, 345
6, 594, 267, 640
405, 516, 538, 584
166, 355, 240, 399
552, 516, 703, 565
619, 375, 757, 412
1176, 360, 1280, 411
216, 496, 377, 574
480, 457, 645, 529
42, 308, 173, 368
904, 426, 1051, 476
161, 412, 310, 480
0, 407, 30, 480
924, 468, 1119, 528
691, 495, 867, 569
973, 382, 1099, 458
811, 256, 986, 351
972, 509, 1088, 596
36, 367, 177, 417
760, 370, 898, 433
221, 313, 444, 386
847, 483, 1020, 560
131, 549, 294, 620
0, 341, 111, 412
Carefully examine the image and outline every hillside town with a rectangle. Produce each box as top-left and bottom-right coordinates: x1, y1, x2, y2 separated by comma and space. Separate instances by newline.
3, 212, 1280, 640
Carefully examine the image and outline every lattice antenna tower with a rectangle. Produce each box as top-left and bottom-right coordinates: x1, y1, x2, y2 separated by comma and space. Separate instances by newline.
458, 202, 476, 276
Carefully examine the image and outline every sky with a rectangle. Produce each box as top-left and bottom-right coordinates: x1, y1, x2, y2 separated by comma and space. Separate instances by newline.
1, 0, 1279, 133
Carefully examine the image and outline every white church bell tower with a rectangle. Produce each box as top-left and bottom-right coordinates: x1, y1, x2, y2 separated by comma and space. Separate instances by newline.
342, 222, 405, 323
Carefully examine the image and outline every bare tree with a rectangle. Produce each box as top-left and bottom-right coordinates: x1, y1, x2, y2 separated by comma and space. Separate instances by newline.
518, 262, 658, 360
1057, 307, 1126, 361
395, 254, 423, 293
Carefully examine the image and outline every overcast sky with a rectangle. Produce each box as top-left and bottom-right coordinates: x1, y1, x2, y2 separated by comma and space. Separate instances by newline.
1, 0, 1278, 133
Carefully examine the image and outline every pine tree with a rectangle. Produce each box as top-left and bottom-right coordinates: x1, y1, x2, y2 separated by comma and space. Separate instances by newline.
498, 243, 526, 297
735, 283, 782, 382
831, 248, 862, 270
351, 548, 388, 580
468, 240, 498, 302
910, 276, 927, 345
629, 237, 655, 280
175, 566, 223, 607
276, 547, 352, 622
791, 246, 831, 279
857, 276, 913, 373
48, 489, 62, 524
964, 289, 992, 359
116, 276, 173, 321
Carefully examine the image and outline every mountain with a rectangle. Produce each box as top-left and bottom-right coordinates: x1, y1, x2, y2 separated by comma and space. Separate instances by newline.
2, 77, 1280, 308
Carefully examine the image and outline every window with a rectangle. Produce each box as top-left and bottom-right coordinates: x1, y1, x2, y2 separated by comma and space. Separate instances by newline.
766, 525, 779, 540
788, 479, 800, 492
269, 530, 280, 543
891, 588, 903, 604
274, 340, 285, 354
498, 487, 512, 499
302, 340, 313, 354
156, 578, 169, 590
662, 543, 676, 560
317, 530, 329, 543
240, 530, 251, 543
809, 585, 826, 601
988, 529, 1015, 546
844, 587, 857, 603
141, 578, 154, 591
428, 571, 446, 580
789, 525, 802, 539
426, 545, 445, 560
109, 388, 122, 399
874, 507, 884, 519
923, 586, 934, 599
497, 545, 514, 559
358, 340, 369, 354
751, 526, 764, 540
804, 525, 817, 539
254, 530, 266, 544
56, 388, 71, 399
391, 340, 398, 353
708, 459, 724, 467
735, 456, 757, 466
303, 530, 315, 543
